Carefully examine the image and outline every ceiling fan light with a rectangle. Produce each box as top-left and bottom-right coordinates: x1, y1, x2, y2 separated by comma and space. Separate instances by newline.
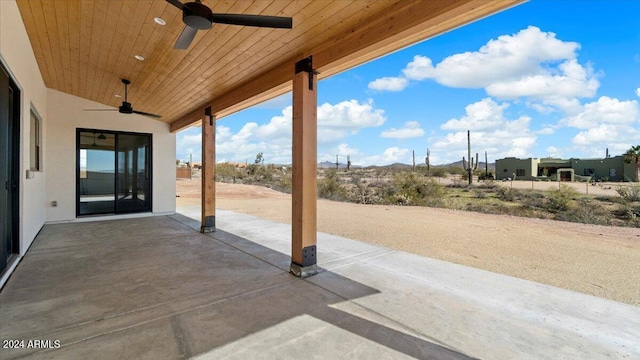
184, 14, 211, 29
183, 2, 212, 29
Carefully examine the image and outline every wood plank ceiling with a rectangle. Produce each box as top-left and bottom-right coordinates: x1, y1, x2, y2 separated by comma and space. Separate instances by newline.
16, 0, 523, 131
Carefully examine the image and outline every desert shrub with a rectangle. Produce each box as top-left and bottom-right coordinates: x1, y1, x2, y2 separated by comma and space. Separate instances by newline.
422, 178, 447, 207
477, 180, 499, 189
428, 167, 448, 178
275, 173, 292, 193
348, 184, 381, 204
318, 170, 347, 201
594, 195, 626, 205
614, 204, 640, 227
616, 185, 640, 202
546, 185, 579, 212
555, 198, 609, 225
347, 176, 381, 204
473, 189, 488, 199
449, 180, 470, 188
379, 171, 446, 206
496, 187, 518, 201
445, 166, 466, 176
216, 162, 242, 182
381, 171, 423, 206
521, 191, 545, 208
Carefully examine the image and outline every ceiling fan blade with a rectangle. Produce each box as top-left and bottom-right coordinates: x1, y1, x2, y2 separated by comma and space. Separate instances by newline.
209, 14, 292, 29
83, 109, 118, 111
174, 25, 198, 49
133, 110, 162, 119
166, 0, 185, 11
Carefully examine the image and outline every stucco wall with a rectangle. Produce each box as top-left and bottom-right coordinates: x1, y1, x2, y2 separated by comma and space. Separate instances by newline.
0, 0, 48, 255
46, 89, 176, 222
496, 158, 538, 180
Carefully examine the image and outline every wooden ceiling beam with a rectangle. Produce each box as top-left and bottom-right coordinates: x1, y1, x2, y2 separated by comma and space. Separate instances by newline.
169, 0, 523, 133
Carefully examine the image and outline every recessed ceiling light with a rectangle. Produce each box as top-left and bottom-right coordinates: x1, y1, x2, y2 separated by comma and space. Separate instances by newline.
154, 17, 166, 25
115, 94, 121, 98
134, 55, 145, 61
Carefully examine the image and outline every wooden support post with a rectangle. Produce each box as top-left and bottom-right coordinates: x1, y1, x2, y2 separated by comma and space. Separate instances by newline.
291, 56, 318, 277
201, 107, 216, 233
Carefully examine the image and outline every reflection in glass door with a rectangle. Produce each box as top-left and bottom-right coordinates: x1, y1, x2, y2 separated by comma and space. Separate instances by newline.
117, 134, 150, 212
78, 131, 116, 215
77, 130, 151, 216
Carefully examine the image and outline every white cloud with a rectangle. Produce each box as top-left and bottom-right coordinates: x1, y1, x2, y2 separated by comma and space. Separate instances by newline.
538, 127, 555, 135
546, 146, 562, 158
404, 26, 580, 87
559, 96, 640, 155
361, 147, 411, 165
636, 87, 640, 97
431, 98, 537, 163
374, 26, 599, 113
368, 77, 408, 92
176, 130, 203, 162
485, 59, 598, 113
213, 100, 387, 164
380, 121, 425, 139
441, 98, 516, 131
561, 96, 639, 129
402, 56, 436, 81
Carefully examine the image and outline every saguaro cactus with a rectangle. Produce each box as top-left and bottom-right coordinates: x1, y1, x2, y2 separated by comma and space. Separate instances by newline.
462, 130, 478, 184
425, 149, 430, 171
347, 155, 351, 171
485, 151, 489, 178
412, 150, 416, 171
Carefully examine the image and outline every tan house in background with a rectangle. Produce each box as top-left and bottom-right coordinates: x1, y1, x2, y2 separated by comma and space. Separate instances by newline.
496, 155, 637, 182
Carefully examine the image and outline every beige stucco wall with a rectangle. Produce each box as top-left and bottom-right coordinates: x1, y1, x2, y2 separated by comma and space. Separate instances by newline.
1, 0, 176, 245
0, 0, 48, 255
496, 158, 538, 180
45, 89, 176, 222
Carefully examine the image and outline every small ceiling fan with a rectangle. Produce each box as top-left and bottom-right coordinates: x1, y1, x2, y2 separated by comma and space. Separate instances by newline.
166, 0, 293, 49
84, 79, 161, 119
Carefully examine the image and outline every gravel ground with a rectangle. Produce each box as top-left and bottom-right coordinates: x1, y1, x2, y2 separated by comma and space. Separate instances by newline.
177, 179, 640, 306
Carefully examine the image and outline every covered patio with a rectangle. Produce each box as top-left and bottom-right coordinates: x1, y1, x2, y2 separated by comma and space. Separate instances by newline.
1, 209, 638, 358
2, 0, 638, 358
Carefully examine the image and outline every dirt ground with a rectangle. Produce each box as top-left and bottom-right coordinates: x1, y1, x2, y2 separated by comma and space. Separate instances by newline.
176, 179, 640, 306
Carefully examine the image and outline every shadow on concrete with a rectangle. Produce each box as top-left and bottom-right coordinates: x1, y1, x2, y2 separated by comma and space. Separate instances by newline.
0, 214, 472, 359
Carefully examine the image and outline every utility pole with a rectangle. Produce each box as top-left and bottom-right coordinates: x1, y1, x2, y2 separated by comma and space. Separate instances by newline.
335, 154, 339, 169
347, 154, 351, 171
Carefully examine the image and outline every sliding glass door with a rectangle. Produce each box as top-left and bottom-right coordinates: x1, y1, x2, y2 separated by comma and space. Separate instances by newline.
77, 130, 151, 216
117, 134, 150, 212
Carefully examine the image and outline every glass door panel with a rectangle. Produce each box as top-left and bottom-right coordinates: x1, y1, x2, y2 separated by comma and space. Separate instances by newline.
77, 130, 151, 216
117, 133, 150, 213
78, 131, 116, 215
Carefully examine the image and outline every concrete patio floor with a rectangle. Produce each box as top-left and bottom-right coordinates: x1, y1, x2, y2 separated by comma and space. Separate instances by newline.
1, 208, 638, 359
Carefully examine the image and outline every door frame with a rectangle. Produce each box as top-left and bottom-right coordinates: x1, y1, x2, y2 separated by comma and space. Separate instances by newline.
75, 128, 153, 217
1, 61, 21, 274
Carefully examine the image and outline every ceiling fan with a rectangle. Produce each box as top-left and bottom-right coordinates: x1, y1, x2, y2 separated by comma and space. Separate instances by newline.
84, 79, 161, 119
166, 0, 293, 49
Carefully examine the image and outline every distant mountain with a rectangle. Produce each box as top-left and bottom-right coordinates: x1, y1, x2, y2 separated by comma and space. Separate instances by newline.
317, 160, 494, 170
440, 160, 495, 170
318, 161, 362, 169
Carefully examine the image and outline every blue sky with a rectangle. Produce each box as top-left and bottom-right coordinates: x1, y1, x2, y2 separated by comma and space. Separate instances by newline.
177, 0, 640, 166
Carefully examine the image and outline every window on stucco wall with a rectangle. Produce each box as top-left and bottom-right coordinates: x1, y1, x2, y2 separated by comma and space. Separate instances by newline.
29, 108, 41, 171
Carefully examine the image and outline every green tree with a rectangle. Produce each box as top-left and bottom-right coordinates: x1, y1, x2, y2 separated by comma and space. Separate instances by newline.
254, 152, 264, 165
623, 145, 640, 182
